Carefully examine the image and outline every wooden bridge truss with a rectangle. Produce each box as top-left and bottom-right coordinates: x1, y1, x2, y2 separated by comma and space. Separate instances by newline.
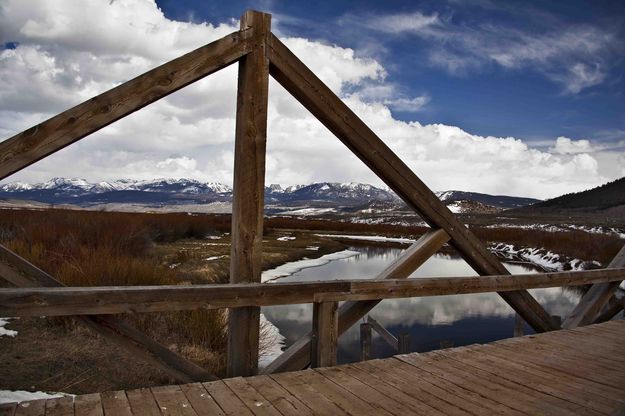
0, 10, 624, 382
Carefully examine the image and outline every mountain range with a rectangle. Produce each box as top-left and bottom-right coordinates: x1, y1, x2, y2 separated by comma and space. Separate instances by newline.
0, 178, 541, 214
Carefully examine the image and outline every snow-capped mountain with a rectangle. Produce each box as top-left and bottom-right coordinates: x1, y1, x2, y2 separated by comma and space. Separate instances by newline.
0, 178, 540, 213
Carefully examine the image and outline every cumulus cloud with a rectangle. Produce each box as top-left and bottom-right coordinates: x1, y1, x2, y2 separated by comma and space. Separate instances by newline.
0, 0, 621, 199
550, 137, 596, 155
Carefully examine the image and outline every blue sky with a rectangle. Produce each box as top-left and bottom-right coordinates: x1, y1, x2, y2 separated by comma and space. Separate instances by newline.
156, 0, 625, 148
0, 0, 623, 198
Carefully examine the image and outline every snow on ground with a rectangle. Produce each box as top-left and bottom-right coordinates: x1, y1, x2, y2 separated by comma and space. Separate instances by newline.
279, 208, 336, 216
315, 234, 417, 244
446, 202, 464, 213
487, 223, 625, 239
205, 255, 227, 261
0, 390, 70, 404
258, 314, 286, 370
276, 236, 296, 241
489, 243, 594, 272
261, 249, 360, 282
0, 318, 17, 338
306, 246, 320, 251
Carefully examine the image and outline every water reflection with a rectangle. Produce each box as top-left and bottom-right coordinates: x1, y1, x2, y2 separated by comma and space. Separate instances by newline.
262, 246, 581, 364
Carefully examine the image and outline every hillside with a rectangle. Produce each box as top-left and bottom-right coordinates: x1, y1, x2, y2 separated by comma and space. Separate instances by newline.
513, 177, 625, 216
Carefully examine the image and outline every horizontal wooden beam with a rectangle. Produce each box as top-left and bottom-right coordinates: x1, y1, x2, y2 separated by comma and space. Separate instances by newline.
0, 244, 216, 383
1, 268, 624, 317
562, 244, 625, 328
265, 33, 556, 333
0, 29, 254, 181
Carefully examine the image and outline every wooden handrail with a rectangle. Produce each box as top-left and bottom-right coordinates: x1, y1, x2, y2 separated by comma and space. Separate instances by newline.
1, 268, 623, 317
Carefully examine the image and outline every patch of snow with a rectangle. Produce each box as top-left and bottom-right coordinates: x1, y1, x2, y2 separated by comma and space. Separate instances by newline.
276, 236, 296, 241
0, 318, 17, 338
205, 255, 227, 261
258, 314, 286, 369
0, 390, 70, 405
446, 202, 463, 213
315, 234, 417, 244
280, 208, 336, 216
169, 263, 181, 269
262, 249, 360, 282
306, 246, 320, 251
204, 235, 222, 240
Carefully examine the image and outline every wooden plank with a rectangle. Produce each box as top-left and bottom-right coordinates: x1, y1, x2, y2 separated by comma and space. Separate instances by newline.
0, 30, 253, 181
563, 244, 625, 328
339, 364, 447, 416
44, 397, 74, 416
0, 402, 16, 416
367, 316, 398, 349
310, 301, 338, 368
178, 383, 225, 416
150, 386, 198, 416
222, 378, 282, 416
73, 394, 103, 416
471, 344, 625, 408
432, 347, 622, 414
100, 391, 133, 416
272, 370, 383, 416
360, 323, 372, 361
357, 360, 474, 415
397, 333, 410, 354
245, 375, 313, 416
126, 388, 161, 416
4, 267, 625, 317
14, 399, 46, 416
0, 244, 214, 383
265, 32, 556, 334
318, 366, 452, 416
201, 381, 253, 416
227, 10, 271, 378
269, 372, 349, 415
396, 353, 588, 415
262, 227, 450, 374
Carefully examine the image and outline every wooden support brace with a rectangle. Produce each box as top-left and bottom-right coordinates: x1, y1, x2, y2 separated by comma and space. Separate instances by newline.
0, 244, 215, 383
360, 322, 372, 361
563, 244, 625, 328
397, 333, 410, 354
367, 316, 398, 349
310, 301, 338, 368
262, 228, 449, 374
265, 33, 557, 334
227, 9, 271, 378
593, 295, 624, 324
0, 29, 254, 181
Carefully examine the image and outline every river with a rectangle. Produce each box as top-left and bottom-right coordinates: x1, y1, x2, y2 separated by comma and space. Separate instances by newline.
261, 245, 581, 366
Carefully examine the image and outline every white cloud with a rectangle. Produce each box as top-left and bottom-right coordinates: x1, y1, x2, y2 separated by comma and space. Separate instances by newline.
550, 136, 596, 155
364, 9, 619, 94
0, 0, 621, 200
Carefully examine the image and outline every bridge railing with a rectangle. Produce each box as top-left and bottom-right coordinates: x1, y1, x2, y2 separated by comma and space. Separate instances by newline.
1, 266, 624, 369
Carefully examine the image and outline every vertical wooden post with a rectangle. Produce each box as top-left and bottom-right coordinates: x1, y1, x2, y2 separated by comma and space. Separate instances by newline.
398, 333, 410, 354
360, 322, 372, 361
514, 313, 524, 337
311, 301, 338, 368
227, 10, 271, 378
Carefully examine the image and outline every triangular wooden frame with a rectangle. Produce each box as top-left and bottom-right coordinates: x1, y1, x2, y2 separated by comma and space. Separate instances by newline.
0, 10, 622, 379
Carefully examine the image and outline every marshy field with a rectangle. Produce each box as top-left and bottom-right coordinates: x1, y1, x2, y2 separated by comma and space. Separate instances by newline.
0, 208, 623, 394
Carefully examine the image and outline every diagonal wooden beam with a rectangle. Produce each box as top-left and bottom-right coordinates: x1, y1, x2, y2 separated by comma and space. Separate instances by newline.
265, 33, 557, 333
0, 28, 254, 181
0, 244, 216, 383
562, 244, 625, 328
262, 228, 450, 374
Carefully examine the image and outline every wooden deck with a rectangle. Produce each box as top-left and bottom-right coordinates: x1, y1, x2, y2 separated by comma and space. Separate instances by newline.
3, 320, 625, 415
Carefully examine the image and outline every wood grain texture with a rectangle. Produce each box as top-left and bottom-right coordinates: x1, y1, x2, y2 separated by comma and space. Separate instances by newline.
3, 267, 624, 317
227, 10, 271, 378
0, 29, 253, 181
563, 244, 625, 328
0, 244, 215, 383
266, 33, 556, 333
310, 301, 338, 368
